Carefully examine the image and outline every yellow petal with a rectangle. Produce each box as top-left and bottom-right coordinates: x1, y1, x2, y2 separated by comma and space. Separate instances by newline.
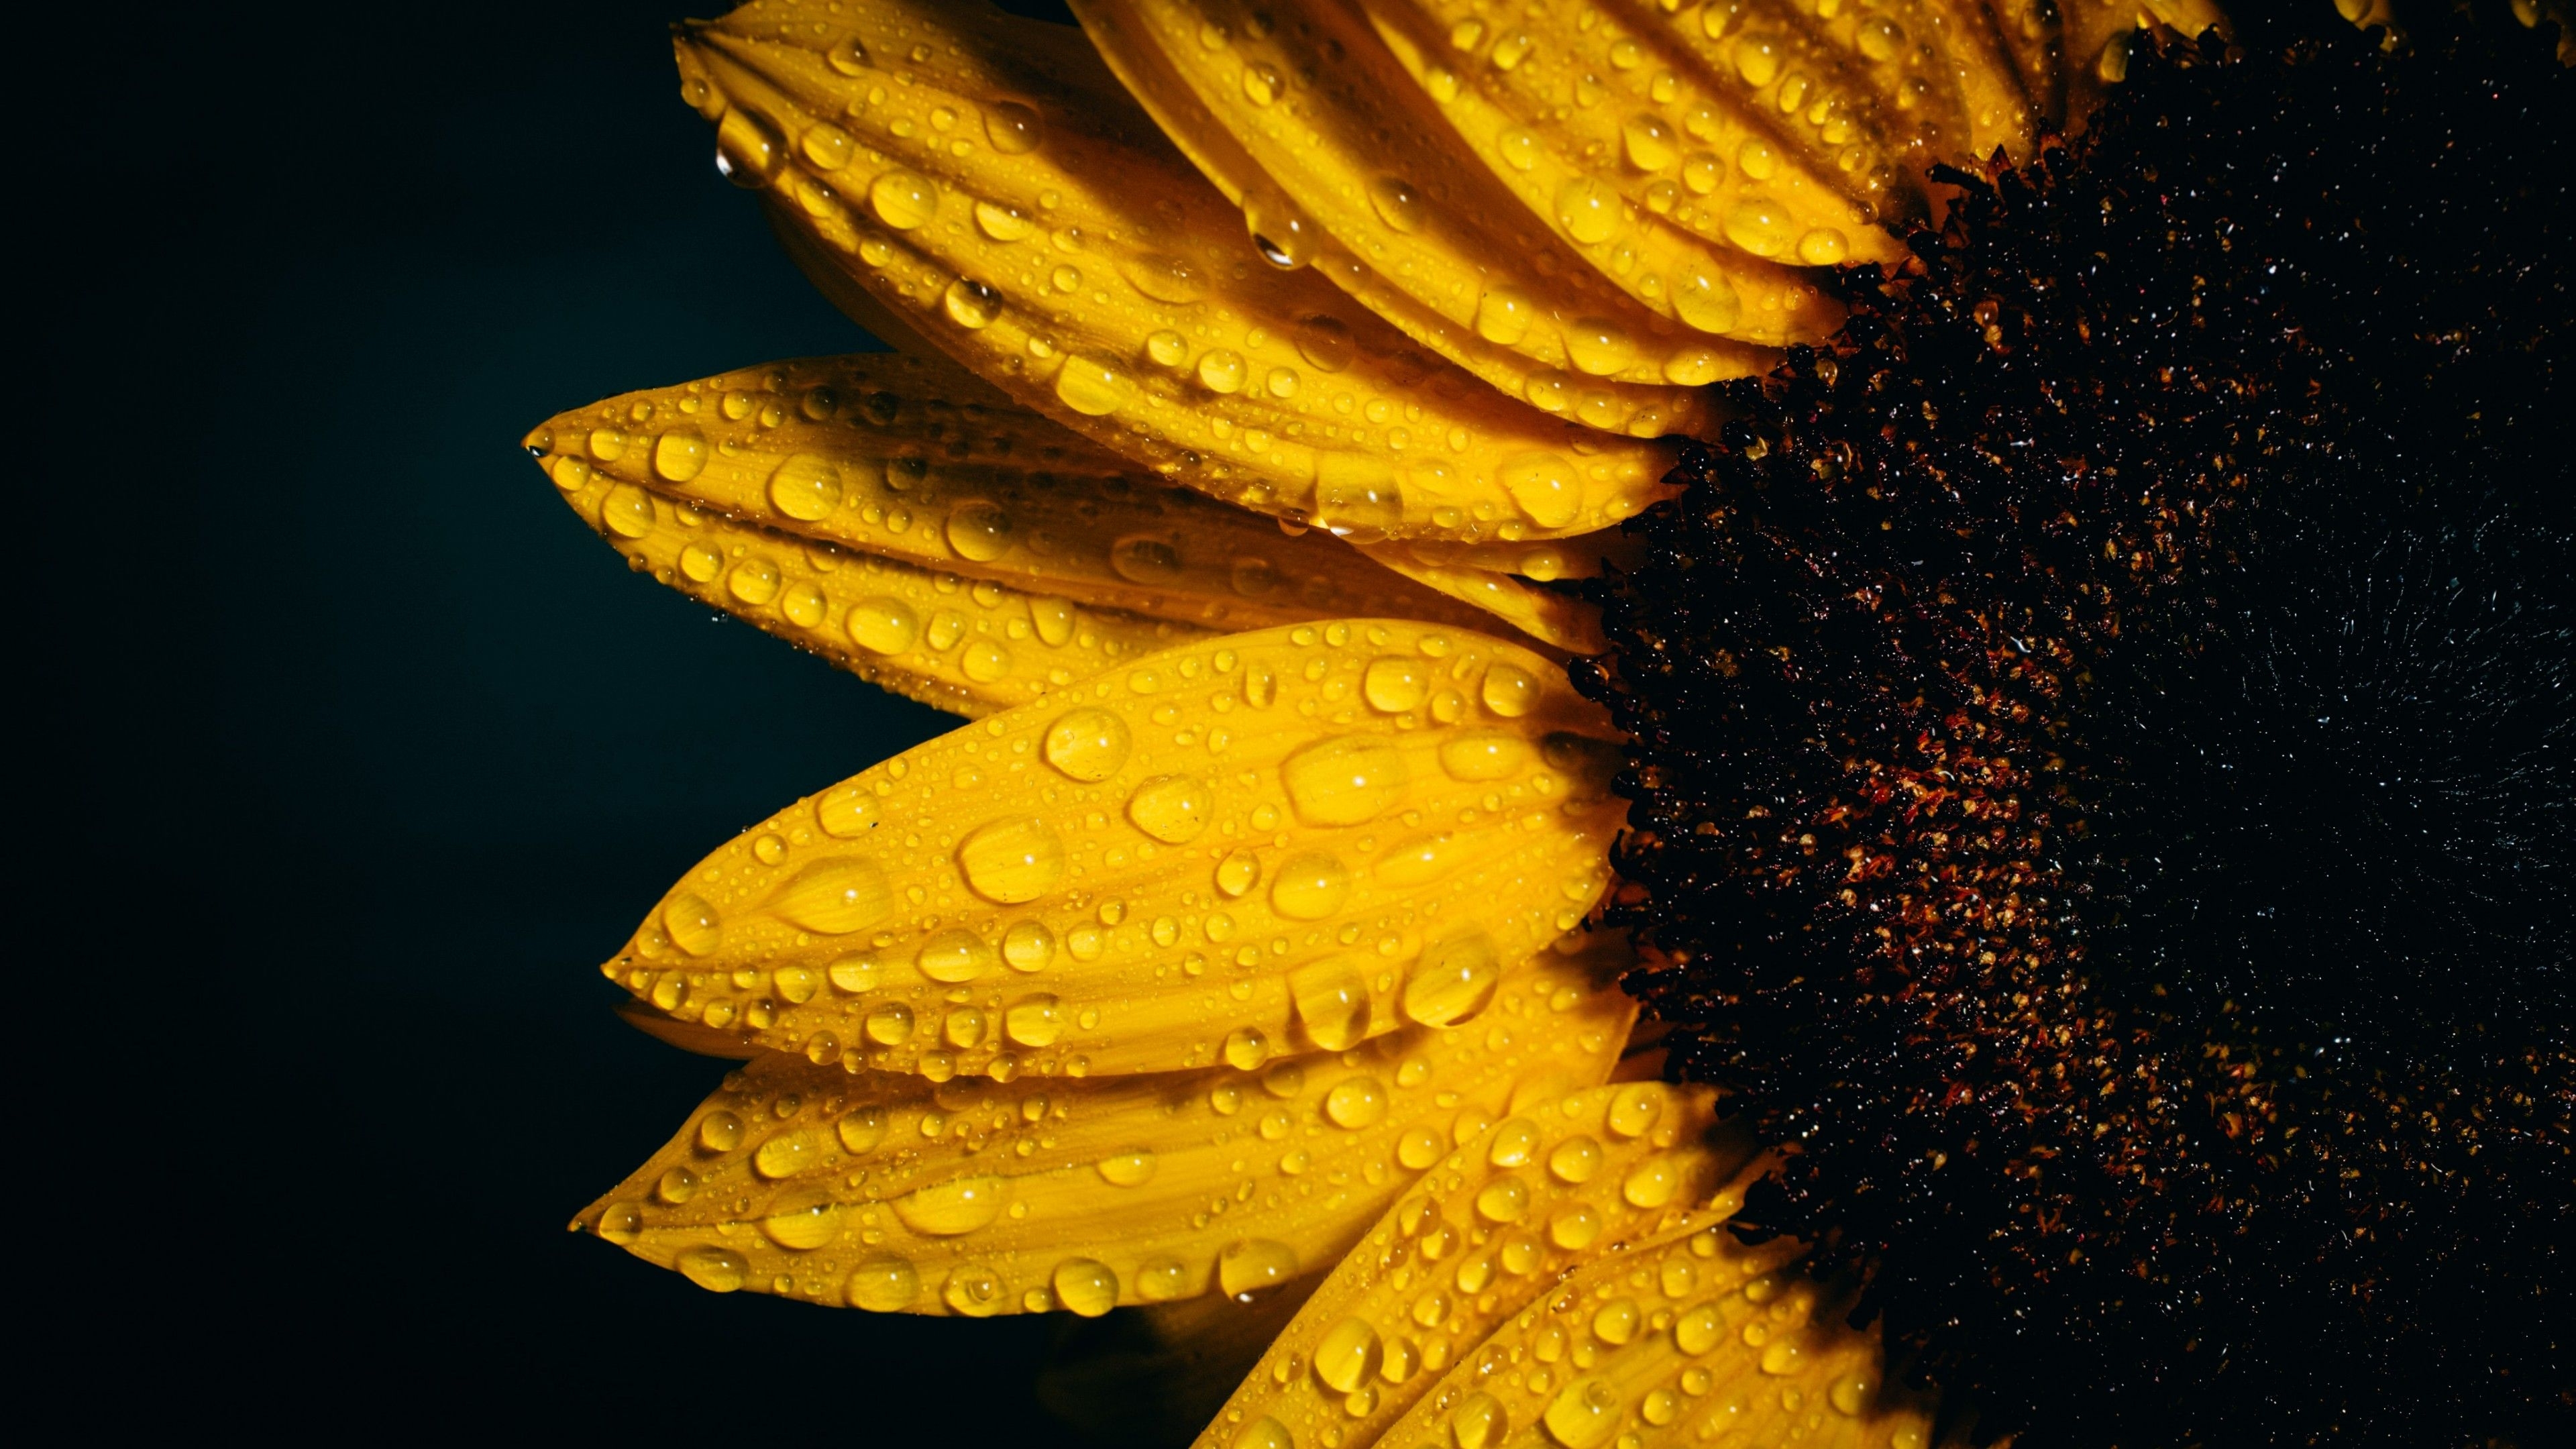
673, 0, 1676, 543
602, 619, 1627, 1075
527, 352, 1509, 637
2067, 0, 2229, 121
1191, 1081, 1762, 1449
1352, 544, 1607, 656
1358, 0, 1929, 291
548, 454, 1214, 716
1073, 0, 1766, 422
575, 938, 1636, 1315
1984, 0, 2068, 127
1041, 1279, 1323, 1444
1362, 1205, 1937, 1449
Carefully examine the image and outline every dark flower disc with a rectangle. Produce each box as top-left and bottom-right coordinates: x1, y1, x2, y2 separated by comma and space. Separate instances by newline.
1580, 6, 2573, 1444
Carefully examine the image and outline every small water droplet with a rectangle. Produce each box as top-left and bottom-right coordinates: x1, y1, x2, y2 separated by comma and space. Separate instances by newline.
1004, 992, 1063, 1046
1542, 1376, 1622, 1447
1368, 175, 1424, 233
1290, 958, 1373, 1050
661, 894, 722, 957
942, 276, 1002, 329
760, 1185, 841, 1248
767, 857, 892, 934
1324, 1075, 1389, 1129
1053, 1257, 1119, 1317
847, 596, 920, 655
1224, 1025, 1272, 1070
847, 1256, 918, 1310
1362, 657, 1428, 713
697, 1110, 745, 1152
1054, 354, 1136, 416
1096, 1148, 1158, 1187
767, 453, 843, 521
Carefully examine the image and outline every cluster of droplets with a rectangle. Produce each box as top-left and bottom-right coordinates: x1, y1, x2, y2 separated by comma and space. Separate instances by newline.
585, 938, 1633, 1322
607, 619, 1623, 1086
673, 1, 1676, 545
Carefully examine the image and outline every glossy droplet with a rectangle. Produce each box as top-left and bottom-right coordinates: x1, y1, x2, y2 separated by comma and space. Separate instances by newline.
655, 1166, 698, 1204
1500, 453, 1582, 529
957, 817, 1066, 903
1196, 348, 1248, 394
1621, 113, 1677, 170
767, 453, 843, 521
596, 1200, 644, 1245
1563, 320, 1638, 378
837, 1106, 886, 1154
945, 499, 1014, 562
1593, 1298, 1640, 1344
1453, 1393, 1506, 1449
1270, 850, 1352, 920
1723, 198, 1793, 258
1796, 227, 1849, 266
942, 277, 1002, 329
1476, 286, 1534, 345
1314, 1315, 1384, 1393
1280, 735, 1409, 825
848, 1256, 918, 1311
600, 483, 655, 538
1368, 176, 1425, 232
1055, 354, 1136, 416
1548, 1134, 1603, 1183
866, 1002, 916, 1044
1290, 957, 1373, 1050
676, 1244, 747, 1293
727, 557, 780, 604
1224, 1025, 1272, 1070
944, 1264, 1006, 1317
1245, 192, 1316, 269
1216, 849, 1261, 898
869, 169, 938, 229
1217, 1238, 1300, 1299
1324, 1075, 1389, 1129
916, 928, 1000, 985
753, 1128, 819, 1180
985, 99, 1044, 154
1398, 1126, 1444, 1169
1550, 1202, 1602, 1248
661, 894, 722, 957
1439, 731, 1532, 782
714, 109, 782, 188
1760, 1336, 1807, 1375
1553, 176, 1621, 245
761, 1186, 842, 1250
1487, 1117, 1540, 1168
1403, 931, 1503, 1026
1362, 657, 1428, 713
1622, 1156, 1682, 1208
1480, 663, 1540, 717
1829, 1367, 1880, 1415
1673, 1303, 1723, 1355
653, 429, 706, 482
1054, 1258, 1119, 1317
1096, 1148, 1158, 1187
975, 199, 1035, 240
1004, 992, 1063, 1046
1673, 266, 1743, 335
1042, 707, 1131, 782
961, 639, 1011, 683
1126, 774, 1214, 843
826, 35, 871, 75
1004, 920, 1057, 972
1295, 314, 1357, 373
767, 857, 892, 934
1232, 1418, 1294, 1449
1542, 1376, 1622, 1448
1607, 1083, 1663, 1138
1242, 60, 1285, 106
894, 1175, 1004, 1236
1474, 1175, 1529, 1225
1121, 254, 1210, 305
847, 596, 919, 655
1111, 535, 1185, 584
801, 121, 854, 170
697, 1110, 745, 1152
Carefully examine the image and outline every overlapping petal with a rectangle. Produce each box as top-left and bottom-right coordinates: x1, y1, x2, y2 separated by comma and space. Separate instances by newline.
602, 619, 1625, 1077
672, 0, 1680, 543
577, 934, 1636, 1316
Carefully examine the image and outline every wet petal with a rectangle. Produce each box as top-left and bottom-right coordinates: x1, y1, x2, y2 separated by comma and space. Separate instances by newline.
672, 0, 1675, 543
1191, 1081, 1762, 1448
548, 456, 1213, 716
527, 352, 1509, 638
1075, 0, 1766, 423
2068, 1, 2230, 121
600, 619, 1628, 1075
576, 938, 1635, 1314
1352, 544, 1607, 656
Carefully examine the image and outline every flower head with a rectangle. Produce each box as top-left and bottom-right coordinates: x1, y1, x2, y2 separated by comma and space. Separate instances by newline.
530, 2, 2571, 1445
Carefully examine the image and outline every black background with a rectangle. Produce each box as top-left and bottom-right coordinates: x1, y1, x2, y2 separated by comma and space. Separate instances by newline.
36, 0, 1088, 1431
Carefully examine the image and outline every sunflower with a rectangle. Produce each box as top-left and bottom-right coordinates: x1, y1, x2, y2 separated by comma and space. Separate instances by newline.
529, 2, 2571, 1445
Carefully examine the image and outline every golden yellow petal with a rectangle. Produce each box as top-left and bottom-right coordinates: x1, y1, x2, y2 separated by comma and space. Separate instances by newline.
1361, 1209, 1937, 1449
602, 619, 1627, 1076
1984, 0, 2068, 127
2066, 1, 2230, 121
1073, 0, 1764, 423
1191, 1081, 1760, 1449
1041, 1279, 1323, 1445
574, 938, 1635, 1315
526, 353, 1508, 637
1351, 544, 1606, 656
548, 453, 1214, 716
673, 0, 1676, 543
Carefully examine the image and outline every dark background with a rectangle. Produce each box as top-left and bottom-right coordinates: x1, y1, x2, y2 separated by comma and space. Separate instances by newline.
36, 0, 1086, 1430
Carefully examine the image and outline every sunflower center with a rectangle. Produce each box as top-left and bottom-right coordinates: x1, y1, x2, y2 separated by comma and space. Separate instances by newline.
1583, 10, 2572, 1445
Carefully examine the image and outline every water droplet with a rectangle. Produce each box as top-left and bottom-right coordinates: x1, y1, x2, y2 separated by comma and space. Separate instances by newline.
801, 121, 854, 171
768, 453, 843, 521
1269, 850, 1352, 920
753, 1126, 819, 1181
1453, 1392, 1506, 1449
1054, 354, 1136, 416
975, 199, 1034, 240
1003, 992, 1062, 1046
600, 483, 655, 538
1553, 176, 1621, 245
847, 596, 919, 655
1621, 113, 1677, 171
1829, 1367, 1879, 1415
759, 1185, 842, 1250
826, 35, 871, 75
1312, 1315, 1383, 1393
1403, 931, 1502, 1026
767, 857, 892, 934
1242, 60, 1285, 106
1543, 1376, 1622, 1447
1126, 774, 1214, 843
894, 1175, 1004, 1236
596, 1199, 644, 1245
1486, 1117, 1539, 1168
714, 109, 783, 188
1096, 1148, 1158, 1187
916, 928, 1000, 984
656, 1166, 699, 1204
1196, 348, 1248, 394
677, 1244, 747, 1293
662, 894, 722, 957
1475, 286, 1534, 345
847, 1256, 918, 1310
1224, 1025, 1272, 1070
1362, 657, 1428, 713
1490, 29, 1534, 69
1216, 849, 1261, 898
1674, 265, 1743, 334
1110, 534, 1185, 585
942, 499, 1014, 563
1479, 663, 1540, 717
1734, 35, 1782, 87
1049, 1257, 1118, 1318
1244, 191, 1316, 268
1474, 1175, 1529, 1223
837, 1106, 886, 1153
985, 99, 1044, 154
1796, 227, 1849, 266
1120, 254, 1210, 304
1723, 197, 1792, 257
1760, 1335, 1807, 1375
1398, 1127, 1443, 1169
1280, 735, 1409, 825
1607, 1083, 1663, 1138
1500, 453, 1582, 528
1622, 1155, 1681, 1208
1548, 1134, 1603, 1183
1290, 957, 1373, 1050
1293, 315, 1357, 374
1043, 706, 1131, 781
942, 276, 1002, 329
1324, 1075, 1389, 1129
1563, 319, 1637, 378
1368, 176, 1425, 233
1232, 1417, 1294, 1449
1438, 731, 1532, 782
1550, 1202, 1601, 1248
1673, 1303, 1723, 1355
652, 429, 706, 484
1217, 1238, 1300, 1299
869, 168, 938, 229
698, 1110, 745, 1152
943, 1263, 1006, 1316
957, 816, 1066, 903
866, 1002, 916, 1044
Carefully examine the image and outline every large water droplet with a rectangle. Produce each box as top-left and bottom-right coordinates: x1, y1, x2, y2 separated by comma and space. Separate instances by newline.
847, 1256, 918, 1310
1269, 851, 1352, 920
894, 1175, 1004, 1235
1500, 453, 1582, 529
662, 894, 722, 957
1043, 706, 1132, 781
1324, 1074, 1389, 1129
761, 1185, 842, 1249
801, 121, 854, 171
1403, 931, 1502, 1026
1223, 1025, 1271, 1070
1289, 957, 1372, 1049
943, 277, 1002, 329
985, 99, 1044, 154
869, 168, 938, 229
714, 109, 783, 188
943, 1263, 1006, 1316
1562, 319, 1637, 378
1095, 1148, 1158, 1187
847, 596, 920, 655
753, 1128, 820, 1180
1548, 1134, 1603, 1183
595, 1200, 644, 1245
1473, 1174, 1529, 1223
1232, 1417, 1294, 1449
1280, 735, 1409, 825
1313, 1315, 1383, 1393
1294, 314, 1356, 373
1195, 348, 1248, 394
946, 499, 1014, 561
1363, 656, 1429, 713
1126, 774, 1214, 843
600, 483, 656, 539
1003, 920, 1058, 972
676, 1244, 747, 1292
1552, 176, 1621, 245
1476, 286, 1534, 345
1054, 1257, 1119, 1317
837, 1106, 887, 1154
1244, 191, 1316, 269
697, 1110, 745, 1152
1438, 731, 1532, 782
916, 928, 1000, 984
957, 816, 1067, 903
1479, 663, 1540, 718
1004, 991, 1063, 1046
1055, 354, 1137, 416
1217, 1238, 1300, 1300
768, 453, 843, 521
767, 857, 892, 934
1622, 113, 1677, 171
826, 35, 871, 76
653, 429, 706, 483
